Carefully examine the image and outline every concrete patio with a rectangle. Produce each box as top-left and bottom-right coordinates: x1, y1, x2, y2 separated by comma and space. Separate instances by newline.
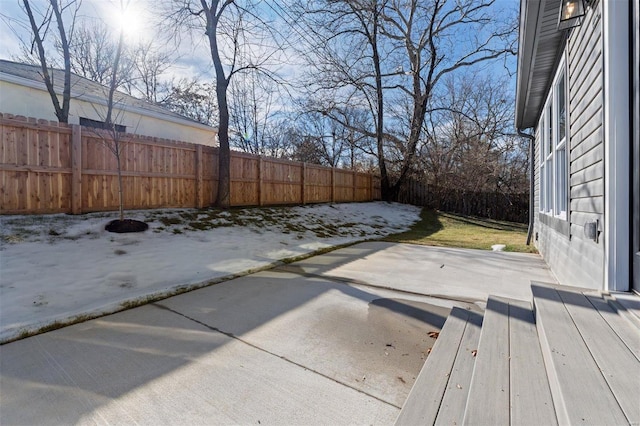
0, 242, 557, 425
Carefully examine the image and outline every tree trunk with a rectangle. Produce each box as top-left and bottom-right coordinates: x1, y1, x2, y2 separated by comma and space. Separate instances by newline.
116, 149, 124, 221
370, 5, 391, 202
107, 25, 125, 218
216, 92, 231, 208
205, 3, 231, 208
23, 0, 72, 123
50, 0, 71, 121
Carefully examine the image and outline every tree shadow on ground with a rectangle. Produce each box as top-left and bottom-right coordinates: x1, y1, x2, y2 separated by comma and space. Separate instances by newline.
383, 208, 444, 242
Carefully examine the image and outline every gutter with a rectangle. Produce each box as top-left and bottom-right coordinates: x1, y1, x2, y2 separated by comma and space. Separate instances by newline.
515, 0, 542, 129
518, 128, 535, 245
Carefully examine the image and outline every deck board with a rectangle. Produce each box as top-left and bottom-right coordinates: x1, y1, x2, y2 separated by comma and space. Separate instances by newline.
462, 297, 510, 425
532, 284, 628, 425
558, 289, 640, 424
612, 293, 640, 325
509, 299, 557, 426
395, 308, 473, 426
398, 284, 636, 426
588, 295, 640, 360
434, 311, 482, 425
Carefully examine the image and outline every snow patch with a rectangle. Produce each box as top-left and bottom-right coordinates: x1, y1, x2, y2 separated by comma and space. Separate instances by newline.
0, 202, 420, 342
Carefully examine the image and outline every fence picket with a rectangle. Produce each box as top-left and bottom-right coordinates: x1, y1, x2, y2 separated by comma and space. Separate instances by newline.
397, 179, 528, 223
0, 114, 381, 214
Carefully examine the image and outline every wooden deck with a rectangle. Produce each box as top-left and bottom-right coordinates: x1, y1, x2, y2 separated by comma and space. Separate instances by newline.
396, 283, 640, 425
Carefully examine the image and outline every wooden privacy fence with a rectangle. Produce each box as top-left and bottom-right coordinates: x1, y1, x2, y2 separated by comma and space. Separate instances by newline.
397, 179, 529, 223
0, 114, 381, 215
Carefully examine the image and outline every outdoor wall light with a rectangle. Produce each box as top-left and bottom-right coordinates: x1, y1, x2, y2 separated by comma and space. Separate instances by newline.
558, 0, 586, 30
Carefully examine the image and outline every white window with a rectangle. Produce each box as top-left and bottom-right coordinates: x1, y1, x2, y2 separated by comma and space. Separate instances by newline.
539, 60, 568, 219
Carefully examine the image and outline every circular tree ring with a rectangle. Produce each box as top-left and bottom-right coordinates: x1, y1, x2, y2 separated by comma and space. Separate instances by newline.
105, 219, 149, 233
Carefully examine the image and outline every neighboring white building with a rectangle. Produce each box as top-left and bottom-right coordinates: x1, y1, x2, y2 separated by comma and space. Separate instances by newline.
516, 0, 639, 293
0, 59, 217, 146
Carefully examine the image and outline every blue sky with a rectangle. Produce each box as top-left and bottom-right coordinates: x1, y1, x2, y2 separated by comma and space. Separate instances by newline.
0, 0, 519, 102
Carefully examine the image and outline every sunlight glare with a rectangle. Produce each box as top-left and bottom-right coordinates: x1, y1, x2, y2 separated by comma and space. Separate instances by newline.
111, 2, 145, 39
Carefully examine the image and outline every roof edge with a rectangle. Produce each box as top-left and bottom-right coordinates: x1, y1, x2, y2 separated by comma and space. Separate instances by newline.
515, 0, 543, 130
0, 64, 217, 133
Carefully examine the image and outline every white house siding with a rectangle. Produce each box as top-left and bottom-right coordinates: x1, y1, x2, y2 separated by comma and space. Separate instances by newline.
535, 2, 605, 289
0, 80, 58, 122
0, 80, 216, 147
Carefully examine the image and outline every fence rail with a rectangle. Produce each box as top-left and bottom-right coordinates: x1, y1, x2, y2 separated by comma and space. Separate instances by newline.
397, 179, 529, 223
0, 114, 381, 215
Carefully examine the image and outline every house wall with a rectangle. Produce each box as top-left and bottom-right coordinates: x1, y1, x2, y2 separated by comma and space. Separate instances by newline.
534, 1, 605, 289
0, 80, 216, 147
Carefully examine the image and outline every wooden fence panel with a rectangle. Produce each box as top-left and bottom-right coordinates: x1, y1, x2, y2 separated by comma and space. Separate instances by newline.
355, 173, 371, 202
304, 165, 333, 204
80, 131, 200, 212
261, 158, 303, 205
0, 116, 72, 213
230, 153, 259, 206
1, 114, 379, 214
202, 147, 218, 206
333, 169, 354, 202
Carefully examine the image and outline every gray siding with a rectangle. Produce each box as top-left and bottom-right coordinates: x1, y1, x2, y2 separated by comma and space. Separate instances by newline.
535, 1, 604, 289
533, 126, 540, 215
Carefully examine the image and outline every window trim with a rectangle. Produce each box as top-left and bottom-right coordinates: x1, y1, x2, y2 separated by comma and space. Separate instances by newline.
539, 56, 569, 222
80, 117, 126, 133
554, 67, 568, 219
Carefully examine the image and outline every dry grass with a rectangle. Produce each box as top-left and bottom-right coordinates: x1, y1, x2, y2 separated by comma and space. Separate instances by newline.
384, 209, 537, 253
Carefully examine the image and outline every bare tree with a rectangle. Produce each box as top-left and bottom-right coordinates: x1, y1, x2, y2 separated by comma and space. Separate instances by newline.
99, 6, 128, 222
67, 21, 117, 85
87, 0, 139, 223
21, 0, 80, 123
291, 110, 347, 167
162, 79, 218, 126
293, 0, 516, 200
68, 23, 175, 103
129, 41, 175, 103
229, 68, 278, 155
293, 0, 389, 189
166, 0, 281, 208
257, 118, 299, 159
418, 73, 529, 195
299, 104, 374, 170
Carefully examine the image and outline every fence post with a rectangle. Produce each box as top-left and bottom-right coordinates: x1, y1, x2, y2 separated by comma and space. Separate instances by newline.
331, 168, 336, 203
195, 144, 204, 208
71, 124, 82, 214
369, 173, 373, 201
258, 156, 263, 206
352, 170, 357, 202
301, 162, 306, 205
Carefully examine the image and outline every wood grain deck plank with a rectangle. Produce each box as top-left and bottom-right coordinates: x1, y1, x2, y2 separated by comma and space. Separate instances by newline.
434, 311, 483, 426
532, 284, 628, 425
588, 295, 640, 361
509, 299, 557, 426
395, 308, 472, 426
608, 293, 640, 329
558, 290, 640, 424
462, 297, 510, 425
